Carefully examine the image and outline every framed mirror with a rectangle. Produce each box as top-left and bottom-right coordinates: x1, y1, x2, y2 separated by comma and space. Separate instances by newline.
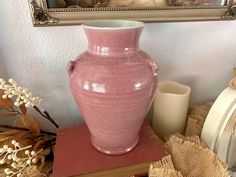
29, 0, 236, 26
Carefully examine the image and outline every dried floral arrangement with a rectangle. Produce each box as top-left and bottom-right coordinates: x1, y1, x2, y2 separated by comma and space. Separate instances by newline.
0, 78, 59, 177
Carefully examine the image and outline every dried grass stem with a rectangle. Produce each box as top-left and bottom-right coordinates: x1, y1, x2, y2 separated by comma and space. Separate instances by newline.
0, 124, 56, 136
33, 106, 59, 128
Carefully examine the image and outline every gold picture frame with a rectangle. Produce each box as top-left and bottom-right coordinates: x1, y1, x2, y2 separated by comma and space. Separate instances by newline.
29, 0, 236, 26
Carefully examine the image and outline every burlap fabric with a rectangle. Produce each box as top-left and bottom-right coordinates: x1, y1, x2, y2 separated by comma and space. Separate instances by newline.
149, 134, 230, 177
149, 155, 183, 177
185, 102, 213, 137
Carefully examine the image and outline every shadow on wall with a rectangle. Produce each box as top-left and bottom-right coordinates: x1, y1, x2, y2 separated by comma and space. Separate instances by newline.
0, 49, 14, 128
0, 49, 8, 79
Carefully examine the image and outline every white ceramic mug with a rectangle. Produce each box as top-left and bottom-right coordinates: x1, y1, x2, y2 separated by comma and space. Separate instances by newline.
152, 81, 191, 140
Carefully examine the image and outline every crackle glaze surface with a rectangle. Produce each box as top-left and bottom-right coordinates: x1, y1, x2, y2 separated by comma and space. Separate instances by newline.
68, 21, 158, 155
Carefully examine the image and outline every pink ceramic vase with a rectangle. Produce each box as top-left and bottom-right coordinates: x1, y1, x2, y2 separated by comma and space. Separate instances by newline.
67, 20, 158, 155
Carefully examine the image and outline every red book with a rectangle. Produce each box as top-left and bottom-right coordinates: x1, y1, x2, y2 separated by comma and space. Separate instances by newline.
53, 122, 166, 177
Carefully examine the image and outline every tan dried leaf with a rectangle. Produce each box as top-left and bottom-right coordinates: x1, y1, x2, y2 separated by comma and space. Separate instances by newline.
229, 77, 236, 90
13, 118, 25, 128
21, 114, 41, 135
0, 112, 17, 117
52, 145, 55, 155
19, 104, 27, 114
38, 155, 46, 172
21, 166, 46, 177
17, 137, 36, 148
0, 130, 22, 141
0, 131, 35, 150
233, 67, 236, 77
0, 91, 13, 109
35, 148, 51, 171
34, 139, 46, 150
41, 161, 53, 176
0, 171, 5, 177
40, 147, 51, 157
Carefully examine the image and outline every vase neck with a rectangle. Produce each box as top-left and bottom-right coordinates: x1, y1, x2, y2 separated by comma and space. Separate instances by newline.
84, 28, 143, 56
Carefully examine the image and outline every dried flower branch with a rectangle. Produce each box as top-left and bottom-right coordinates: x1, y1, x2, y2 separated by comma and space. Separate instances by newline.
0, 78, 58, 176
0, 128, 55, 176
0, 140, 42, 177
0, 78, 59, 128
0, 79, 41, 108
33, 106, 59, 128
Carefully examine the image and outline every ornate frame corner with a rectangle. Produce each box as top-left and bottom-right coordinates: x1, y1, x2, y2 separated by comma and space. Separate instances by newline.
29, 0, 59, 26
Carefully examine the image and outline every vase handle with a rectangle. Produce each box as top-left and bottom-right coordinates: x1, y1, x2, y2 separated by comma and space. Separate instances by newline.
146, 58, 158, 77
140, 51, 159, 77
67, 61, 76, 76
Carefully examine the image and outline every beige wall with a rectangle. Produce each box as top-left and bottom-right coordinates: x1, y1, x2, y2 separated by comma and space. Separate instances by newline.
0, 0, 236, 130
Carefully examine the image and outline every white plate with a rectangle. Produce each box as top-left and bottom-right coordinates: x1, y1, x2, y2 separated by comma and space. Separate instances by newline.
201, 87, 236, 168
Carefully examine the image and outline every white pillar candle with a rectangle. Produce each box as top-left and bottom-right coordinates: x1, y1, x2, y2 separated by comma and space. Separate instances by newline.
152, 81, 191, 140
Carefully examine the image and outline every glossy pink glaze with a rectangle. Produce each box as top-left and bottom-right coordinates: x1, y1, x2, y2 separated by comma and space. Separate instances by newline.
67, 21, 158, 155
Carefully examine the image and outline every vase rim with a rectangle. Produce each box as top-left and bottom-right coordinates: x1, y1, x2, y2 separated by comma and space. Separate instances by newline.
82, 20, 144, 30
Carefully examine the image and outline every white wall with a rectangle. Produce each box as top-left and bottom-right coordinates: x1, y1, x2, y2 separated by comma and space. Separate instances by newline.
0, 1, 236, 130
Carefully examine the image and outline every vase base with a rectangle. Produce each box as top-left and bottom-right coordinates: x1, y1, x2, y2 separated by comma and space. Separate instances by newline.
91, 136, 139, 155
